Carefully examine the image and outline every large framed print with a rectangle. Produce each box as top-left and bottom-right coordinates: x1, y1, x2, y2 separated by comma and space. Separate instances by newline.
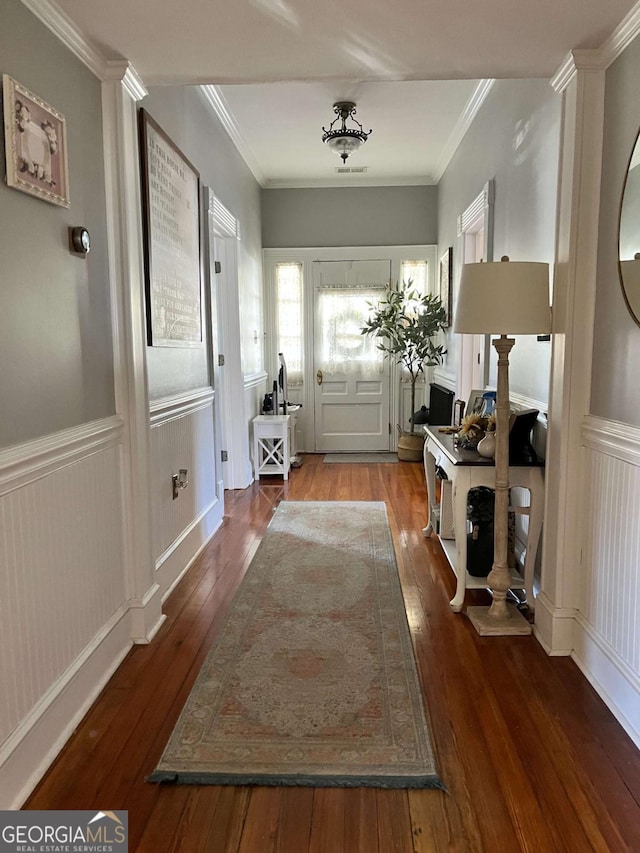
139, 109, 202, 347
2, 74, 70, 207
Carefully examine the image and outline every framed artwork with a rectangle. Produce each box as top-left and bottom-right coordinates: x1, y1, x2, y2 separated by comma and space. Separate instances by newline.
439, 246, 453, 327
2, 74, 70, 207
467, 389, 485, 417
138, 108, 202, 347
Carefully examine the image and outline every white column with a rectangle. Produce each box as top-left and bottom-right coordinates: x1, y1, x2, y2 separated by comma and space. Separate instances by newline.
102, 62, 164, 643
537, 54, 605, 654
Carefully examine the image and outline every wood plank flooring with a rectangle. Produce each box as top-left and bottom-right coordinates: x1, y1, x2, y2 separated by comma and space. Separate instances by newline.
26, 455, 640, 851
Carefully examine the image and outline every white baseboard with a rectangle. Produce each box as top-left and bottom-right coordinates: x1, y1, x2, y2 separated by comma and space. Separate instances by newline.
0, 607, 132, 809
572, 616, 640, 750
156, 497, 225, 600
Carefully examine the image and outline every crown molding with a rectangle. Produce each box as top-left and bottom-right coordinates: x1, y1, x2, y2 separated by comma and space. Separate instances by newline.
263, 175, 436, 189
433, 79, 495, 182
104, 61, 148, 100
599, 0, 640, 68
552, 1, 640, 91
20, 0, 108, 79
200, 85, 266, 187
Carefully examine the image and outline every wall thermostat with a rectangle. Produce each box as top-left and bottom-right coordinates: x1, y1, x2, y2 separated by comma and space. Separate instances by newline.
70, 226, 91, 254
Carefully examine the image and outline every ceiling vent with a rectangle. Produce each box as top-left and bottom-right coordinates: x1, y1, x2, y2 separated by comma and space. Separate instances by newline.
335, 166, 368, 174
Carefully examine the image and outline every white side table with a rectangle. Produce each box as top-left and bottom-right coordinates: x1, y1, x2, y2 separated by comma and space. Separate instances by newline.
253, 415, 290, 480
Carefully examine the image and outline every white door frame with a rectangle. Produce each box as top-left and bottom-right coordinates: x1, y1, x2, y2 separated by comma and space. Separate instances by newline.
263, 245, 437, 452
456, 180, 495, 405
206, 189, 248, 489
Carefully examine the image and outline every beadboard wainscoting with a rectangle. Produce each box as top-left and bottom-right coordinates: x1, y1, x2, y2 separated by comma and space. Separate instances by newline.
150, 389, 224, 599
575, 416, 640, 749
0, 417, 132, 808
245, 372, 268, 481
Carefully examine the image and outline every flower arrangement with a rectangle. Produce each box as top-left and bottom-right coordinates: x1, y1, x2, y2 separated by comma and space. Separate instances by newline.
457, 412, 496, 448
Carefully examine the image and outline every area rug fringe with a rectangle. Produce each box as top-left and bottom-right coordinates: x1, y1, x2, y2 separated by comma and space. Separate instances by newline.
148, 500, 442, 790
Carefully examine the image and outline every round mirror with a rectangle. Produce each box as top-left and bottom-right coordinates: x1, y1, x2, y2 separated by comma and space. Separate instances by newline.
619, 128, 640, 326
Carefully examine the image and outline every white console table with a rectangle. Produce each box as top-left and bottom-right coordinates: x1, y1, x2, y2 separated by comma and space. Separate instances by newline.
253, 415, 290, 480
422, 426, 544, 613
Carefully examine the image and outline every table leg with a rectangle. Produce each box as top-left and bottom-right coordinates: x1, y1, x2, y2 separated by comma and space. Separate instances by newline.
523, 472, 544, 611
422, 444, 437, 538
450, 478, 469, 612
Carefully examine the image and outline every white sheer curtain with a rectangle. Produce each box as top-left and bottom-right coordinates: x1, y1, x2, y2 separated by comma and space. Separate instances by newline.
317, 285, 385, 377
276, 263, 303, 386
400, 260, 428, 295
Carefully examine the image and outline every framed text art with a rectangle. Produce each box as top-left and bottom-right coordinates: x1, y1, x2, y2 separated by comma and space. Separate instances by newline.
2, 75, 70, 207
439, 246, 453, 327
139, 109, 202, 347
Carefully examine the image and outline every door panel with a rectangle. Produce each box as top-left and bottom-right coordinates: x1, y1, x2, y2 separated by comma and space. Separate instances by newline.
313, 259, 391, 452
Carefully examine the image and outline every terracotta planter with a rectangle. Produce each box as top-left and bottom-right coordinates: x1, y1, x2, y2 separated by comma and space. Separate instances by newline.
397, 430, 424, 462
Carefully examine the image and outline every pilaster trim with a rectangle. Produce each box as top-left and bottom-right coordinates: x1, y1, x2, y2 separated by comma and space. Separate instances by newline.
0, 416, 124, 496
149, 387, 215, 427
103, 61, 148, 100
20, 0, 108, 78
582, 414, 640, 466
533, 592, 577, 655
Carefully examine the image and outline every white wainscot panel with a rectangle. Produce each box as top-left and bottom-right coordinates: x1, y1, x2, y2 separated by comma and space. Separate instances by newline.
150, 393, 222, 596
576, 417, 640, 748
0, 427, 127, 806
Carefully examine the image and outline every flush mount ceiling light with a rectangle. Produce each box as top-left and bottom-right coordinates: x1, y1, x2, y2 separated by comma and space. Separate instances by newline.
322, 101, 372, 163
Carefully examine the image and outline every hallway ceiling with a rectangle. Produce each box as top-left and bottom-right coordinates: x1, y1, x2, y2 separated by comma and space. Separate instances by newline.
51, 0, 638, 186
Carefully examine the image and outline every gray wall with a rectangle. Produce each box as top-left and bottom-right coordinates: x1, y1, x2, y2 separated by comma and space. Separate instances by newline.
261, 185, 438, 248
437, 79, 561, 404
0, 0, 113, 448
591, 36, 640, 426
141, 86, 264, 397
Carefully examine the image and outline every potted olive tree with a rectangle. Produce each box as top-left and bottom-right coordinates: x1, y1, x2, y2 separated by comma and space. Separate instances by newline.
361, 281, 447, 460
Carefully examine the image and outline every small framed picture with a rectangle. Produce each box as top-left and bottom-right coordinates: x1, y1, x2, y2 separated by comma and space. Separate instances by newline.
2, 75, 70, 207
439, 246, 453, 327
467, 389, 485, 416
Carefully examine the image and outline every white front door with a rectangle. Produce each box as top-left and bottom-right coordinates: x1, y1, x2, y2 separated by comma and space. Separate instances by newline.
313, 259, 392, 452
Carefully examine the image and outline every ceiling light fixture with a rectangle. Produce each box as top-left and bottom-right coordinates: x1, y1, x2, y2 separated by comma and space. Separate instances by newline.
322, 101, 372, 163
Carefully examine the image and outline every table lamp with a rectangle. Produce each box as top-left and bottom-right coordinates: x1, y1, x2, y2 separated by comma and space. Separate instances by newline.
454, 256, 551, 635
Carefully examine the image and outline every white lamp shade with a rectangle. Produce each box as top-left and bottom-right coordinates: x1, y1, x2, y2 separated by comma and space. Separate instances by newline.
454, 259, 551, 335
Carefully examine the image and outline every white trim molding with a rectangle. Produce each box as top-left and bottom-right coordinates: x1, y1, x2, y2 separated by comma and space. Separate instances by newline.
552, 2, 640, 91
244, 371, 268, 391
573, 614, 640, 751
200, 86, 266, 187
150, 387, 215, 427
20, 0, 108, 78
434, 80, 496, 183
0, 416, 123, 496
582, 414, 640, 465
0, 606, 132, 809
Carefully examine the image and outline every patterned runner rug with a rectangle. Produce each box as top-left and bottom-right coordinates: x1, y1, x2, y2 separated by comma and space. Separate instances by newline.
148, 501, 442, 789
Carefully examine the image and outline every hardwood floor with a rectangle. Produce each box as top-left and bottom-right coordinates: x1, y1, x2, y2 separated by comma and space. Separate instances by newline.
27, 455, 640, 851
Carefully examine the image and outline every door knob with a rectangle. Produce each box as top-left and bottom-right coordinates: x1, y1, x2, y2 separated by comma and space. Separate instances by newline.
316, 369, 323, 385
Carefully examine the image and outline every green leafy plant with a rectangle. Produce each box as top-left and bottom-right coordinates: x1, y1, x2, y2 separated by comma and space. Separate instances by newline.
360, 281, 447, 434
